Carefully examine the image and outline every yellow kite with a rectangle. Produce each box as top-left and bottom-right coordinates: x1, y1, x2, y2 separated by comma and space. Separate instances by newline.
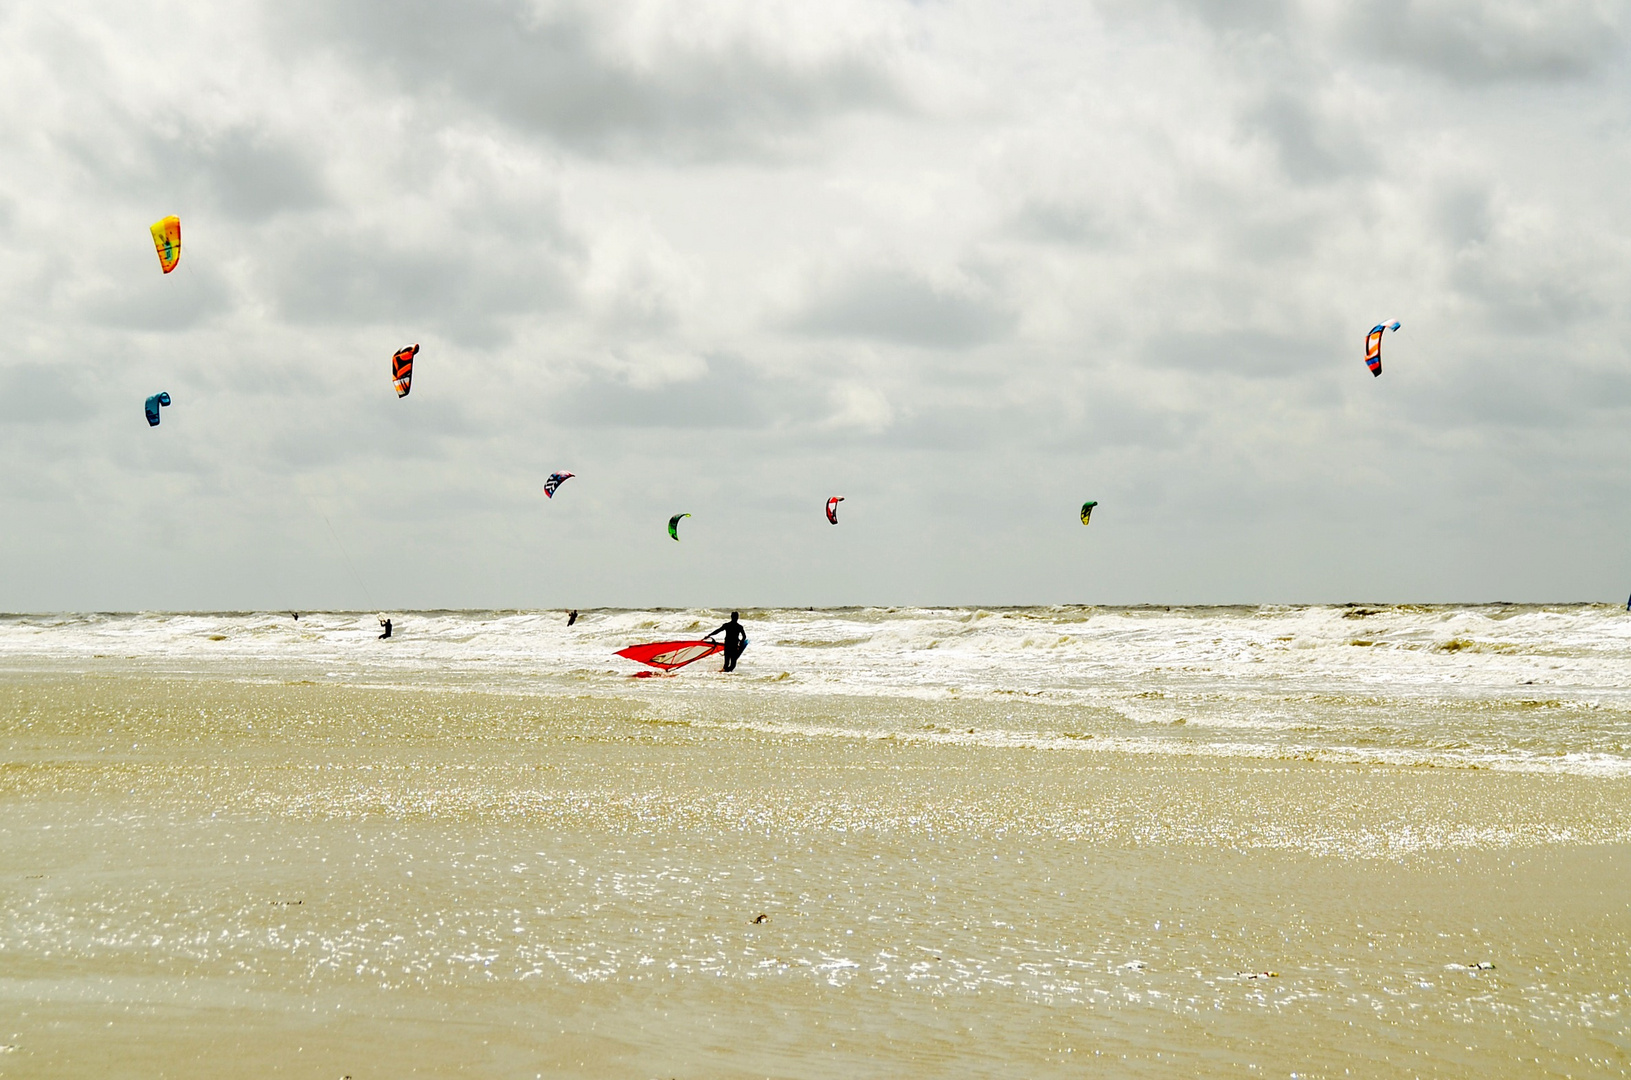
150, 216, 181, 273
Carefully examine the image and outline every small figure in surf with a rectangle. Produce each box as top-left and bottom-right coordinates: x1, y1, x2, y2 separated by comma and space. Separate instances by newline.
567, 610, 578, 626
706, 611, 746, 673
378, 617, 392, 640
292, 612, 300, 621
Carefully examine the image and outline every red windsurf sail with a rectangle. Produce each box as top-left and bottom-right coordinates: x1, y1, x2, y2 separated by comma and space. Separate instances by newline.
615, 640, 722, 671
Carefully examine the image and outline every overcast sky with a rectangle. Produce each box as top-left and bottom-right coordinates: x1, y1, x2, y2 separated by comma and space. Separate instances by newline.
2, 0, 1629, 610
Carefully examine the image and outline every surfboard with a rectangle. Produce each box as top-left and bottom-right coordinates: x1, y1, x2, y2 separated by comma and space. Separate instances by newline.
615, 640, 723, 671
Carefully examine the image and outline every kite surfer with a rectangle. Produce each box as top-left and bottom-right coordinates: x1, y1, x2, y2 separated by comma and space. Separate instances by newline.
378, 616, 392, 640
567, 610, 578, 626
706, 612, 746, 672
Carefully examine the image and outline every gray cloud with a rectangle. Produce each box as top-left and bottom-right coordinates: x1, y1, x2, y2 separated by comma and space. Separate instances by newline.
1445, 237, 1604, 331
146, 125, 328, 223
266, 221, 575, 344
1433, 183, 1495, 250
788, 267, 1016, 349
1245, 91, 1373, 185
1141, 329, 1335, 379
1005, 199, 1117, 246
1144, 0, 1625, 83
50, 114, 326, 226
549, 355, 799, 430
1150, 0, 1297, 33
287, 0, 905, 159
76, 268, 235, 332
1349, 0, 1625, 83
0, 364, 98, 425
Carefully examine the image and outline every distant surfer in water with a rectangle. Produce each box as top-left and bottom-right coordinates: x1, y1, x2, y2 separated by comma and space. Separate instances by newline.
568, 610, 578, 626
378, 617, 392, 640
707, 612, 746, 672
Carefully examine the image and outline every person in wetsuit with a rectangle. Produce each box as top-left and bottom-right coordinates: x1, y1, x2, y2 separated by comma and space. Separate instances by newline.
707, 611, 746, 672
378, 617, 392, 640
567, 610, 578, 626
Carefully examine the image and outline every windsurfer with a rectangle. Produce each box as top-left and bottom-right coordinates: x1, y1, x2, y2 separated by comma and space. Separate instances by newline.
707, 612, 746, 672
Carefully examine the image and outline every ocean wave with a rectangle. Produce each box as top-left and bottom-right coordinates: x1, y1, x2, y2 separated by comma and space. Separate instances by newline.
3, 605, 1631, 775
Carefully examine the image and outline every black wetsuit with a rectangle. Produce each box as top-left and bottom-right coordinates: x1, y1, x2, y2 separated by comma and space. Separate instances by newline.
379, 619, 392, 640
567, 610, 578, 626
709, 617, 746, 672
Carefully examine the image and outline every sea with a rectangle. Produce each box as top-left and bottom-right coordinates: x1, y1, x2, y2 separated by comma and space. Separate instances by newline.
2, 605, 1629, 1076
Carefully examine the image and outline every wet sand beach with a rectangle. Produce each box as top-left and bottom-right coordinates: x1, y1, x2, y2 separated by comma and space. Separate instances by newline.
3, 627, 1629, 1077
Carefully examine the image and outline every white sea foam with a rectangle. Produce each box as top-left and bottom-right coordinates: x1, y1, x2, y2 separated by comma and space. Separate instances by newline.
4, 604, 1630, 775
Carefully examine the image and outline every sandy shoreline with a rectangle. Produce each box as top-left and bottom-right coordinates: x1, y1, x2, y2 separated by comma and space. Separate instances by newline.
3, 670, 1629, 1077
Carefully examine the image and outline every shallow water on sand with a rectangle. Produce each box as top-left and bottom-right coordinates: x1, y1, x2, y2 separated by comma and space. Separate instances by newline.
1, 608, 1630, 1076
